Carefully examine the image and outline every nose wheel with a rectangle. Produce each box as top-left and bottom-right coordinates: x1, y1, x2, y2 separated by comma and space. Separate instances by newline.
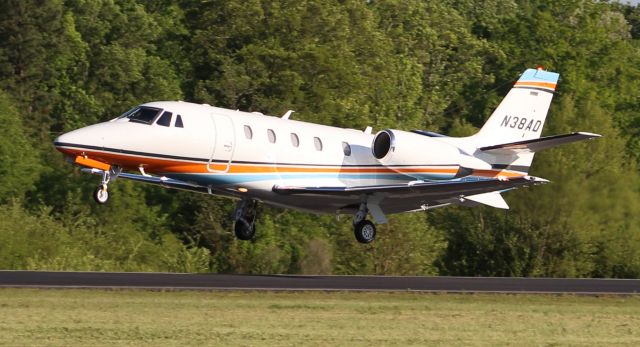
93, 184, 109, 204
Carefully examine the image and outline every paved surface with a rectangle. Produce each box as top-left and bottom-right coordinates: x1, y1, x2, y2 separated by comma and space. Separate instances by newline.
0, 271, 638, 294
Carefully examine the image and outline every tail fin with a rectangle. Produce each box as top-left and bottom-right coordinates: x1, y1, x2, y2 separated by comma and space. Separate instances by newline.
473, 68, 560, 174
475, 68, 559, 144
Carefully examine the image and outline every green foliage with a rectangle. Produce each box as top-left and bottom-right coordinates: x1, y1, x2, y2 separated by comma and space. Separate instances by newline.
431, 1, 640, 278
0, 92, 40, 202
0, 202, 209, 272
0, 0, 638, 276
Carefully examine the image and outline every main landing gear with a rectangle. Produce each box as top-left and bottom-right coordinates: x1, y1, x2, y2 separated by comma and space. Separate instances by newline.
233, 199, 259, 240
352, 202, 377, 244
92, 167, 121, 204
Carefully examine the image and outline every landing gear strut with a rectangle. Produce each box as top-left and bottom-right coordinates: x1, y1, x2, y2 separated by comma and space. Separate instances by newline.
233, 199, 258, 240
92, 166, 121, 204
352, 202, 376, 243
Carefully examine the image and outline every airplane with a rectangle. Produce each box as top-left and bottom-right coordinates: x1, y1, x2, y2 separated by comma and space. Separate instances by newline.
54, 68, 600, 244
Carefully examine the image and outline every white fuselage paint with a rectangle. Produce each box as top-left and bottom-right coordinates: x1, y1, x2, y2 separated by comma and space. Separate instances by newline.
55, 101, 471, 214
55, 69, 596, 219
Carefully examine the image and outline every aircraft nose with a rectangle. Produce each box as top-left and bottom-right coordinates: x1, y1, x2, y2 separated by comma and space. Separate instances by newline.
53, 133, 68, 147
54, 131, 80, 156
53, 131, 78, 151
53, 125, 104, 155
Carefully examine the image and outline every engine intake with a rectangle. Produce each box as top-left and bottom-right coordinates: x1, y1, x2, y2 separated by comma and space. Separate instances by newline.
372, 130, 393, 159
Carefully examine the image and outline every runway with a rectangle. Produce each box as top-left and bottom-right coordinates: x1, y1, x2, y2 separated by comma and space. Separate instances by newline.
0, 271, 639, 294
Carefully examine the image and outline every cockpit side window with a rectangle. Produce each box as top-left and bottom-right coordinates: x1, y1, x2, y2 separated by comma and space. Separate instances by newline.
156, 111, 172, 127
128, 107, 162, 124
118, 107, 139, 119
175, 115, 184, 128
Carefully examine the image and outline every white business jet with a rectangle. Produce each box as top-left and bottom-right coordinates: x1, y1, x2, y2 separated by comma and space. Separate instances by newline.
54, 68, 599, 243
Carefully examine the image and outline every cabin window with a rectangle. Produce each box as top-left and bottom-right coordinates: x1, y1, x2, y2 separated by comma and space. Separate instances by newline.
156, 111, 172, 127
128, 107, 162, 125
314, 137, 323, 151
342, 142, 351, 156
175, 115, 184, 128
267, 129, 276, 143
244, 125, 253, 139
290, 133, 299, 147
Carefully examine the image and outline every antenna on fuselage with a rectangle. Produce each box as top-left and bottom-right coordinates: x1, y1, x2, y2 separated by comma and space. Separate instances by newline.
282, 110, 295, 120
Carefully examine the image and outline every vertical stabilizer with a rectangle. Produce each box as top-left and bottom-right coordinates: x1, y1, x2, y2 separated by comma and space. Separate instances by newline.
473, 68, 559, 173
476, 68, 558, 144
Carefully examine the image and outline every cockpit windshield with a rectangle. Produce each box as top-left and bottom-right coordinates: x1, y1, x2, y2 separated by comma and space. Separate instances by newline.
126, 107, 163, 125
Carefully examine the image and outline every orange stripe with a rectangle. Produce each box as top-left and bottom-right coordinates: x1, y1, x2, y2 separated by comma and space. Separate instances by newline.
67, 149, 461, 175
67, 148, 521, 179
515, 81, 556, 90
472, 170, 524, 178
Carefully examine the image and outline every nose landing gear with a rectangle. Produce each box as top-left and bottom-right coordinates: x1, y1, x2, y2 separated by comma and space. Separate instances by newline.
92, 167, 121, 204
233, 199, 259, 240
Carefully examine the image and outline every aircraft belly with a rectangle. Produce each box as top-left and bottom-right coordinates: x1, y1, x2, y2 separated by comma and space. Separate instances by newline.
258, 193, 447, 215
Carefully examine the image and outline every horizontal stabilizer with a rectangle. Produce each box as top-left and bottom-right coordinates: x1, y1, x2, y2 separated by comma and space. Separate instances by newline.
464, 192, 509, 209
480, 132, 601, 154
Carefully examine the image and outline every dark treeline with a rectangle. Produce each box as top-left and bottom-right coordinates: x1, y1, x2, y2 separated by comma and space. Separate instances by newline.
0, 0, 639, 277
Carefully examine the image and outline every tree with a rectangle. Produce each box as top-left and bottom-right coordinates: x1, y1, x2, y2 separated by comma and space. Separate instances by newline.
431, 0, 640, 278
0, 92, 40, 202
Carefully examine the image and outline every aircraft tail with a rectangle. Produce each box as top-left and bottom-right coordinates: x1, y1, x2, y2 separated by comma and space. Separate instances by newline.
475, 68, 559, 143
472, 68, 560, 174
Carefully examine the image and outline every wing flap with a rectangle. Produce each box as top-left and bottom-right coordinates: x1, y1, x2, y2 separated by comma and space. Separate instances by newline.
479, 132, 601, 154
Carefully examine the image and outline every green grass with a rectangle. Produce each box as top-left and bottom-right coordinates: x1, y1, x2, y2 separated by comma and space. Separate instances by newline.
0, 289, 639, 346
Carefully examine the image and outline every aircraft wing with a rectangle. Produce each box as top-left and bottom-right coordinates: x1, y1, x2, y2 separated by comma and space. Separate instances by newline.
273, 175, 547, 196
479, 132, 601, 154
273, 175, 548, 213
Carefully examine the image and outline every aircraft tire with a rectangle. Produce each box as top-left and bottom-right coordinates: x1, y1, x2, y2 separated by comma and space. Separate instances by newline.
93, 186, 109, 204
234, 219, 256, 241
354, 220, 376, 244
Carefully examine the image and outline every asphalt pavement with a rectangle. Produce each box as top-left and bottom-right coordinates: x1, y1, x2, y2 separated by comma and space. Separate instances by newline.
0, 271, 638, 294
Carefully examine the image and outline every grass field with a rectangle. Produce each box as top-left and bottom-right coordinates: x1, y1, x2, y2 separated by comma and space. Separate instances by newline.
0, 289, 638, 346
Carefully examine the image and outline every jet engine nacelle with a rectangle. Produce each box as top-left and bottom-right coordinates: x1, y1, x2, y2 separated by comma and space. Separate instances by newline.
371, 129, 492, 178
372, 129, 461, 166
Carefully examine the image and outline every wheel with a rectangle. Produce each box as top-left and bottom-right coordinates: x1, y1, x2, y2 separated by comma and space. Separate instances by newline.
234, 218, 256, 240
93, 186, 109, 204
354, 220, 376, 244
